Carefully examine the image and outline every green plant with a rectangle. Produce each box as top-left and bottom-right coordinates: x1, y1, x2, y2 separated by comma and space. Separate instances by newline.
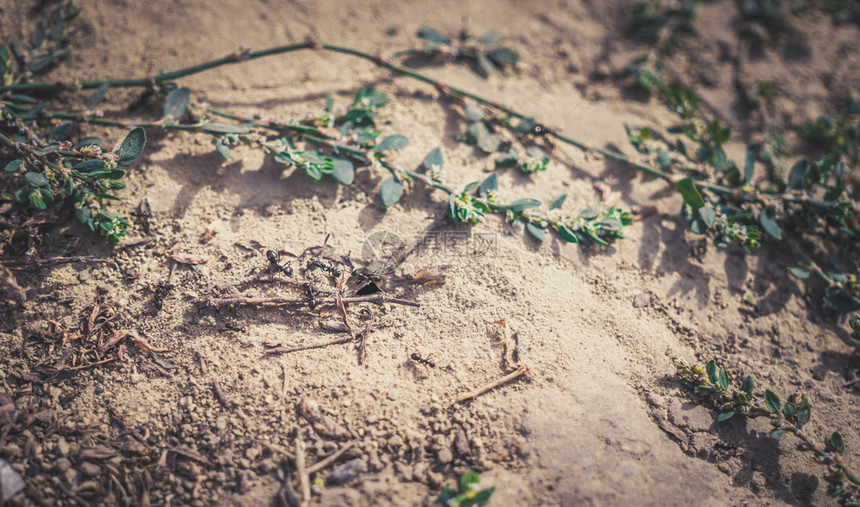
440, 470, 494, 507
398, 27, 519, 78
674, 357, 860, 505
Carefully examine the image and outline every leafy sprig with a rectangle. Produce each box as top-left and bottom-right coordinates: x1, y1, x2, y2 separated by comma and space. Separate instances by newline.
449, 173, 632, 245
404, 27, 519, 78
1, 1, 81, 84
0, 118, 145, 244
440, 470, 494, 507
673, 357, 860, 505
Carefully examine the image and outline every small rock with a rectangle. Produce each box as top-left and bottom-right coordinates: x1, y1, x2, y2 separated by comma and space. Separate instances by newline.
437, 448, 453, 464
427, 471, 444, 488
633, 292, 652, 308
245, 447, 260, 461
387, 389, 399, 401
1, 459, 26, 503
453, 427, 470, 457
328, 458, 367, 485
56, 438, 70, 456
80, 462, 100, 477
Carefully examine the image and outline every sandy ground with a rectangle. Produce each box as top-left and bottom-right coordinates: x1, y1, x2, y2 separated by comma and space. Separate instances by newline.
1, 0, 859, 505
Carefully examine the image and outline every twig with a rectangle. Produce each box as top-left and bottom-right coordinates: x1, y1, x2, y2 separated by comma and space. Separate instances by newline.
206, 293, 420, 308
307, 442, 355, 475
264, 337, 352, 355
2, 256, 110, 272
212, 381, 230, 408
295, 437, 311, 505
455, 365, 531, 403
253, 439, 297, 461
281, 361, 289, 401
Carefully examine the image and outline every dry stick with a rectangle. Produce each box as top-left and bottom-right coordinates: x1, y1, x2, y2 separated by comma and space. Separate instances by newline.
295, 437, 311, 505
281, 361, 289, 401
212, 381, 230, 408
455, 365, 531, 404
254, 439, 296, 461
306, 442, 355, 475
2, 256, 110, 271
207, 293, 420, 308
264, 337, 352, 355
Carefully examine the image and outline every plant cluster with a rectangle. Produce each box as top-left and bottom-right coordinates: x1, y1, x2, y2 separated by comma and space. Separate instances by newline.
401, 27, 519, 78
674, 357, 860, 505
440, 470, 494, 507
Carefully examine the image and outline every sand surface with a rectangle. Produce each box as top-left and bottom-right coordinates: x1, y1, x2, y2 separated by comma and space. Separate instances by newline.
1, 0, 859, 505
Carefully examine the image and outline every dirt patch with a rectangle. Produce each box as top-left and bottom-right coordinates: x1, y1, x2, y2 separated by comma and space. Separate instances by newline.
1, 1, 859, 506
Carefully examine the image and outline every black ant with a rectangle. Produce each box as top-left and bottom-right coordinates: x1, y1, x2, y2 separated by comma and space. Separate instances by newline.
154, 281, 170, 310
307, 259, 341, 278
353, 270, 381, 284
302, 282, 317, 310
410, 353, 436, 368
266, 250, 293, 277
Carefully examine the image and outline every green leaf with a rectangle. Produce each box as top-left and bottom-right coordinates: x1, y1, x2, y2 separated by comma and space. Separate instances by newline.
465, 104, 485, 122
464, 181, 479, 193
823, 295, 860, 314
88, 83, 110, 111
706, 360, 718, 385
741, 376, 754, 395
464, 122, 498, 152
764, 390, 781, 413
718, 368, 729, 391
27, 55, 54, 73
489, 47, 518, 66
796, 407, 810, 427
117, 127, 146, 166
758, 209, 781, 239
508, 198, 541, 212
699, 204, 716, 227
47, 122, 73, 142
476, 53, 496, 77
550, 193, 567, 210
477, 173, 498, 197
331, 157, 354, 185
376, 135, 409, 152
460, 470, 480, 493
440, 487, 458, 503
557, 225, 579, 243
743, 146, 756, 183
769, 429, 785, 440
422, 147, 443, 171
787, 267, 810, 279
526, 222, 547, 243
5, 94, 37, 104
473, 487, 495, 505
163, 87, 191, 119
305, 164, 322, 180
787, 160, 808, 190
380, 177, 404, 207
826, 432, 845, 455
25, 172, 49, 187
325, 93, 333, 112
417, 26, 451, 45
4, 159, 23, 173
73, 137, 104, 149
215, 138, 230, 160
676, 178, 705, 209
717, 411, 735, 422
29, 191, 46, 210
73, 159, 106, 172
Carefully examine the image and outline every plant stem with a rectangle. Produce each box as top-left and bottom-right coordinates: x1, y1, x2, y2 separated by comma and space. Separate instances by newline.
0, 41, 693, 191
